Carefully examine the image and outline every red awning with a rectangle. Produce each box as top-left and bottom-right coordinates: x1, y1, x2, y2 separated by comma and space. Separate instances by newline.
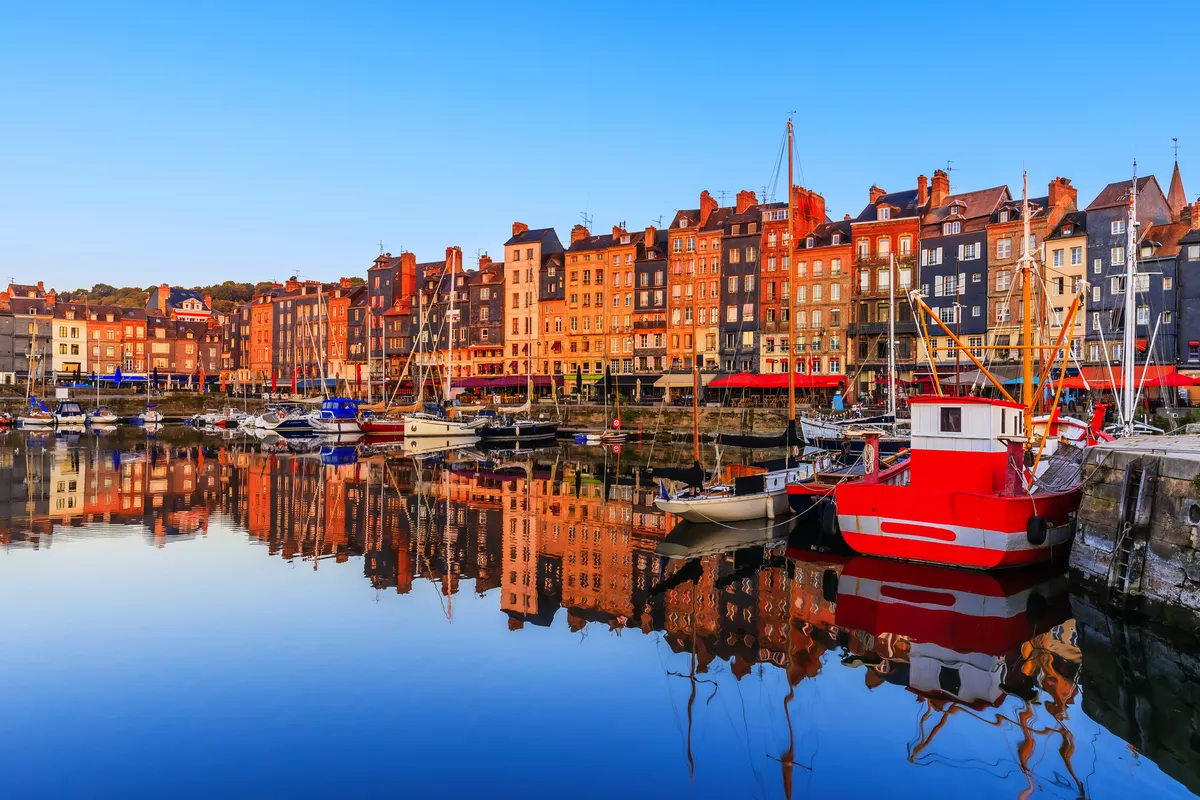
1059, 365, 1191, 390
710, 372, 845, 389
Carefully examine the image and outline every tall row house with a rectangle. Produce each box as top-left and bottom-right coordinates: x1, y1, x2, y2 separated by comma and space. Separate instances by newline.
504, 223, 563, 377
1083, 174, 1170, 365
605, 226, 642, 376
794, 218, 852, 379
849, 181, 922, 399
469, 256, 505, 377
633, 226, 668, 374
1176, 198, 1200, 369
986, 177, 1076, 364
720, 192, 762, 373
918, 180, 1010, 373
1044, 211, 1089, 361
667, 191, 732, 372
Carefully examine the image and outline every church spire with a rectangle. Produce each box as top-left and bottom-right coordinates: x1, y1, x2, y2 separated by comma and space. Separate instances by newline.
1168, 139, 1187, 222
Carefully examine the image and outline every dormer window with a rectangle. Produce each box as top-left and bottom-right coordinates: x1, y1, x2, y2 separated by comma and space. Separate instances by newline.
806, 237, 814, 248
679, 219, 688, 228
878, 207, 891, 220
943, 221, 961, 235
831, 234, 841, 245
1062, 225, 1073, 236
999, 211, 1010, 223
620, 235, 630, 244
1141, 244, 1153, 258
731, 224, 741, 235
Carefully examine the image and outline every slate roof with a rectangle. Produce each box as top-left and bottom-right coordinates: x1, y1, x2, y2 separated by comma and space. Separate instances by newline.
670, 209, 700, 229
567, 233, 615, 252
700, 207, 735, 233
923, 186, 1010, 226
1046, 211, 1088, 241
8, 284, 43, 299
799, 220, 853, 248
853, 189, 922, 222
1139, 221, 1191, 258
505, 227, 561, 247
1086, 175, 1162, 211
993, 196, 1051, 222
10, 297, 50, 315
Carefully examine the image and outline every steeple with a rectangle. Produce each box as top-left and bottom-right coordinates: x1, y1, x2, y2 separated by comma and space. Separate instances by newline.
1168, 153, 1187, 222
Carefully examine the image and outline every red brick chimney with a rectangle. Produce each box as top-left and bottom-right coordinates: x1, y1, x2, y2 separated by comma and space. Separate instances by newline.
512, 222, 529, 238
1048, 176, 1077, 211
399, 252, 417, 299
843, 214, 852, 221
203, 293, 213, 309
930, 170, 950, 208
158, 282, 170, 314
869, 185, 886, 204
612, 224, 626, 238
339, 276, 352, 289
36, 280, 45, 294
479, 253, 493, 269
699, 190, 718, 227
570, 224, 590, 244
284, 277, 300, 293
46, 289, 57, 308
644, 225, 657, 248
917, 174, 928, 207
1190, 199, 1200, 226
792, 186, 826, 235
735, 190, 758, 214
445, 246, 462, 272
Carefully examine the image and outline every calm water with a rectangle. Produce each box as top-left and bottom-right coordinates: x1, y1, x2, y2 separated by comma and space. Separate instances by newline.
1, 428, 1197, 799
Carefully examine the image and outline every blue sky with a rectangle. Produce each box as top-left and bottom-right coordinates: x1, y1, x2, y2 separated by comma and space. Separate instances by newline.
2, 1, 1197, 291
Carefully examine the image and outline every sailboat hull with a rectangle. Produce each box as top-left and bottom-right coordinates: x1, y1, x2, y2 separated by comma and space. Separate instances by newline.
655, 467, 815, 523
403, 416, 487, 437
479, 421, 558, 441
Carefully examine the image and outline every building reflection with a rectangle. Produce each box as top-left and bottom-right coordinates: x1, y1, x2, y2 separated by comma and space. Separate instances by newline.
9, 430, 1190, 797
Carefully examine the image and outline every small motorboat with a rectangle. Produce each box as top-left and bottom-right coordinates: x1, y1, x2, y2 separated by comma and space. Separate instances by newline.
308, 398, 363, 435
18, 398, 55, 428
53, 400, 87, 426
656, 452, 835, 523
0, 411, 14, 427
88, 406, 120, 425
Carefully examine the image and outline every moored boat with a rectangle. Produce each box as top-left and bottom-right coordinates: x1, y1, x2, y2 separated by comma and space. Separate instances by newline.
53, 400, 86, 426
402, 411, 487, 438
478, 417, 558, 442
360, 414, 407, 435
787, 448, 910, 527
139, 405, 163, 424
18, 399, 55, 428
308, 398, 362, 434
88, 406, 119, 425
834, 396, 1084, 569
656, 453, 834, 523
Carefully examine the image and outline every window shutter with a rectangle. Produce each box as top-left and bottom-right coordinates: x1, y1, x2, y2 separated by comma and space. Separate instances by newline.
936, 247, 943, 264
957, 244, 964, 260
920, 249, 928, 266
959, 272, 966, 295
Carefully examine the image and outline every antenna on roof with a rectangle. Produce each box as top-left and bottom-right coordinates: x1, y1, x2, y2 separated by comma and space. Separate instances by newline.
378, 240, 385, 255
475, 248, 486, 266
716, 190, 731, 205
579, 211, 593, 231
945, 160, 956, 191
652, 216, 663, 227
1173, 137, 1180, 163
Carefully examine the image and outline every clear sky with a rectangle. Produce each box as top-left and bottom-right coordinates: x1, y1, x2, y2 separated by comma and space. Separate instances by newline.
3, 1, 1197, 292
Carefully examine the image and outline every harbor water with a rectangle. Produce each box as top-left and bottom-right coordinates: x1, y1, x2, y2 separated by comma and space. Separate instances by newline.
1, 427, 1197, 798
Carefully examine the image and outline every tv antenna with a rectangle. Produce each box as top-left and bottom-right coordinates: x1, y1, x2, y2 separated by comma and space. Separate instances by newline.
378, 240, 385, 255
945, 160, 957, 191
579, 211, 593, 231
652, 216, 663, 227
716, 190, 731, 205
475, 248, 487, 266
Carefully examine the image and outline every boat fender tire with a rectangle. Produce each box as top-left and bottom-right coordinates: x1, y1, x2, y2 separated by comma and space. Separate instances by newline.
819, 501, 840, 538
1026, 516, 1049, 546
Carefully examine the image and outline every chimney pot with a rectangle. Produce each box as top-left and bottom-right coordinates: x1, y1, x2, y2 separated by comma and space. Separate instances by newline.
917, 174, 928, 207
699, 190, 718, 227
512, 221, 529, 238
869, 185, 886, 204
37, 280, 45, 293
570, 224, 590, 244
735, 190, 758, 214
930, 170, 950, 207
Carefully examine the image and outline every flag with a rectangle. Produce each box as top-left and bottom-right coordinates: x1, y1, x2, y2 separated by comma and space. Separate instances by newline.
271, 370, 277, 392
291, 370, 297, 394
114, 365, 122, 387
355, 363, 362, 392
152, 366, 159, 387
199, 367, 206, 393
659, 480, 669, 500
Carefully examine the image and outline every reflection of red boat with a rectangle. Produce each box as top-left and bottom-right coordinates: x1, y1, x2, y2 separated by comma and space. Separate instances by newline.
834, 556, 1069, 657
361, 417, 406, 435
835, 396, 1084, 569
361, 432, 405, 446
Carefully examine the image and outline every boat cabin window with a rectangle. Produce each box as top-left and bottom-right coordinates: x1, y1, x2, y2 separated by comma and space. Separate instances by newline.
939, 406, 962, 433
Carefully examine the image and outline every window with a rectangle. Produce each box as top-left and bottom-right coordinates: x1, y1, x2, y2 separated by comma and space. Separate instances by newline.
1164, 310, 1173, 324
832, 234, 841, 245
878, 237, 891, 257
996, 271, 1011, 291
1093, 258, 1102, 274
726, 306, 737, 323
1136, 305, 1149, 325
1053, 249, 1064, 267
743, 275, 754, 292
940, 407, 962, 433
830, 284, 840, 301
857, 239, 869, 258
1164, 276, 1173, 291
1191, 342, 1200, 361
877, 268, 890, 289
972, 305, 981, 317
859, 270, 869, 291
1071, 247, 1083, 265
900, 236, 912, 255
1112, 220, 1126, 235
999, 211, 1010, 223
813, 284, 823, 302
943, 221, 961, 235
1111, 246, 1125, 266
878, 207, 891, 220
1190, 245, 1200, 260
1111, 276, 1125, 294
729, 248, 740, 264
997, 238, 1011, 259
745, 246, 757, 261
727, 276, 737, 294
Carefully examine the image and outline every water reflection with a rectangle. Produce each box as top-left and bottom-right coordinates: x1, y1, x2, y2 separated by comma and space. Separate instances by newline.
0, 429, 1196, 798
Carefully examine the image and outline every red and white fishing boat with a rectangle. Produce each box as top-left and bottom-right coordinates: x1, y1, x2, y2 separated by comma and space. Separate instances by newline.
836, 396, 1090, 569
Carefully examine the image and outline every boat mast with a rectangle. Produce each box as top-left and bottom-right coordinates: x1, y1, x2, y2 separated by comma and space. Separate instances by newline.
691, 260, 700, 465
1122, 162, 1139, 437
445, 251, 455, 406
888, 252, 897, 421
1021, 171, 1035, 417
786, 119, 798, 436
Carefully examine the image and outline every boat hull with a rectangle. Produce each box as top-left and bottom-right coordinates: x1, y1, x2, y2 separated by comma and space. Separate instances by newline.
479, 421, 558, 441
655, 467, 814, 523
53, 415, 86, 425
836, 464, 1079, 569
18, 416, 55, 428
361, 418, 407, 435
310, 418, 362, 434
403, 416, 486, 437
88, 414, 119, 425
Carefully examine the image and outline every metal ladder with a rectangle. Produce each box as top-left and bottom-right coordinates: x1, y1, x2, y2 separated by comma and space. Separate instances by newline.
1106, 457, 1157, 612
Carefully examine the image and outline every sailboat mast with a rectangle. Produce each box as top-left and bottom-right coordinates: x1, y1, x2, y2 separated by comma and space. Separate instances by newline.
887, 253, 897, 420
446, 251, 455, 404
786, 118, 797, 425
691, 267, 700, 464
1021, 172, 1035, 416
1122, 162, 1139, 436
